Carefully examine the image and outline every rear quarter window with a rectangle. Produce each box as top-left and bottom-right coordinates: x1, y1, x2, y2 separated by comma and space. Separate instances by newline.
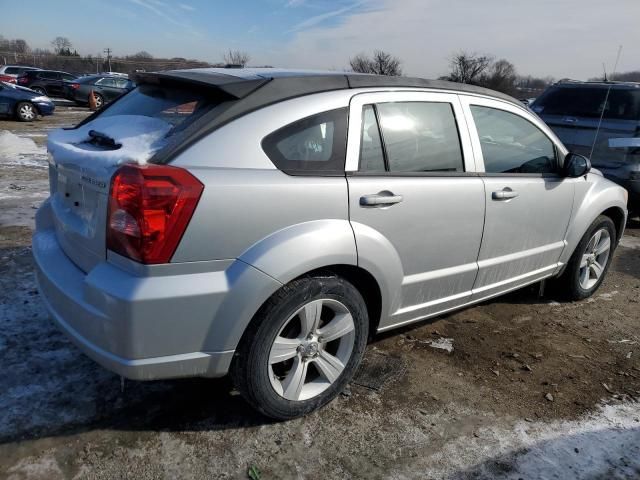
262, 108, 348, 175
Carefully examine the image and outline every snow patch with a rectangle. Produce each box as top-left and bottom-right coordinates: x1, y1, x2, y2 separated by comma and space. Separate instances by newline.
0, 130, 47, 168
47, 114, 172, 165
428, 337, 454, 353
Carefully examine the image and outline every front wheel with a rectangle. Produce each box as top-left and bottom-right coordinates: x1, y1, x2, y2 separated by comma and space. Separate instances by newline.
15, 102, 37, 122
560, 215, 616, 300
231, 275, 369, 420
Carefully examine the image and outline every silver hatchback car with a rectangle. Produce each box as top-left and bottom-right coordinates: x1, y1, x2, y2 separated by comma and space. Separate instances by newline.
33, 69, 628, 419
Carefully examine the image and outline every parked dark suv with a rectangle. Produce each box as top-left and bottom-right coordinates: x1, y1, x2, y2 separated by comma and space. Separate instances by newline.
66, 74, 135, 108
17, 69, 77, 97
532, 81, 640, 212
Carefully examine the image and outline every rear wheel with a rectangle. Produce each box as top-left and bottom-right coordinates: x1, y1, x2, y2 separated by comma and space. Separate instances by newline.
560, 215, 616, 300
231, 275, 368, 420
93, 93, 104, 109
31, 86, 46, 95
15, 102, 37, 122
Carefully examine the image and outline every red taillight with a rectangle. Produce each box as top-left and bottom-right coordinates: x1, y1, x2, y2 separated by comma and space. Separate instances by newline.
70, 83, 80, 90
107, 164, 204, 264
17, 76, 28, 84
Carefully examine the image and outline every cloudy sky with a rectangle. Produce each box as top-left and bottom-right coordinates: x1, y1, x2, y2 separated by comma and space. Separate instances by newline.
2, 0, 639, 79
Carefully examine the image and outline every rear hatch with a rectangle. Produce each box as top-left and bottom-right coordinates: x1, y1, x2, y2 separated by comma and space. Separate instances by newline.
46, 81, 238, 272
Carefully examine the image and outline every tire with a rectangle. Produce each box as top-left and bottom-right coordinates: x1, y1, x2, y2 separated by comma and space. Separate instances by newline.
231, 274, 369, 420
560, 215, 616, 300
93, 93, 104, 109
15, 102, 37, 122
31, 86, 46, 95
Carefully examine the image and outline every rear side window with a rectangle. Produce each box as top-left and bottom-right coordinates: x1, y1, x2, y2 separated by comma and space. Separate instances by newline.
39, 72, 59, 80
373, 101, 464, 172
4, 67, 19, 75
471, 105, 557, 174
96, 77, 117, 87
262, 108, 348, 174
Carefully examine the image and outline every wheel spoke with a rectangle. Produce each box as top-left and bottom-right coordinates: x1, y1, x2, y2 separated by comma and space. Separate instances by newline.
269, 337, 300, 364
579, 266, 590, 288
595, 236, 611, 256
313, 350, 345, 384
282, 357, 308, 400
590, 261, 604, 279
299, 300, 322, 337
590, 230, 602, 252
318, 312, 354, 343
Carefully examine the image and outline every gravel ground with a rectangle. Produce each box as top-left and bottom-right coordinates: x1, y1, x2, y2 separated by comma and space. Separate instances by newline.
0, 111, 639, 480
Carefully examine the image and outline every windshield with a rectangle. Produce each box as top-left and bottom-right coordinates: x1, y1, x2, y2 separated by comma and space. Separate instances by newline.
534, 87, 640, 120
98, 84, 221, 135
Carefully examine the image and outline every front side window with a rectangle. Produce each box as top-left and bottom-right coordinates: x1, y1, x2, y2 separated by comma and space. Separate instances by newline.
375, 102, 464, 172
262, 108, 348, 174
39, 72, 58, 80
470, 105, 557, 174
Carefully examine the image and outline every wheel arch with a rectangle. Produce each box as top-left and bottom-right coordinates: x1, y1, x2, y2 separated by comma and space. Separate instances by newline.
559, 180, 628, 272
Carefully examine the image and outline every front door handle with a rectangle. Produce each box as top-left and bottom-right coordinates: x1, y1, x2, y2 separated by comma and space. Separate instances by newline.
360, 192, 404, 206
492, 188, 519, 200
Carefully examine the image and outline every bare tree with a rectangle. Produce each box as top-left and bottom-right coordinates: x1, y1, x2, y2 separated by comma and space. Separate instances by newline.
444, 51, 491, 84
349, 50, 402, 76
51, 36, 72, 55
223, 49, 250, 67
131, 51, 153, 59
481, 59, 518, 95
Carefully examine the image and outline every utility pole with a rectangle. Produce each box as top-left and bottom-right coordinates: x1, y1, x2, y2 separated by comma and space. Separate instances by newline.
103, 48, 112, 72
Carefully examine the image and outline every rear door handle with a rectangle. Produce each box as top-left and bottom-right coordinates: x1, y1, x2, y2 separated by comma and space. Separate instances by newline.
360, 192, 403, 206
492, 189, 519, 200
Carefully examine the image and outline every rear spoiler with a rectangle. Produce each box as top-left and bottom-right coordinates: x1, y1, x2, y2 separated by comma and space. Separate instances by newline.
131, 71, 269, 99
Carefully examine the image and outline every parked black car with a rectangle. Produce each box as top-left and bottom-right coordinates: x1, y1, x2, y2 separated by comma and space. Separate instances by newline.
16, 70, 77, 97
66, 74, 135, 108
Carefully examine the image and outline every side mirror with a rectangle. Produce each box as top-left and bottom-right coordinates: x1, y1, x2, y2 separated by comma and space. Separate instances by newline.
564, 153, 591, 178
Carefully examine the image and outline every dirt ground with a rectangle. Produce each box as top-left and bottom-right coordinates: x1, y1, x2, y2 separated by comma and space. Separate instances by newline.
0, 110, 639, 480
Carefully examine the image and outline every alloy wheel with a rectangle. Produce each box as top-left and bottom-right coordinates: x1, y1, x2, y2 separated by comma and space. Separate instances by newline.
19, 103, 36, 121
579, 228, 611, 290
268, 298, 355, 401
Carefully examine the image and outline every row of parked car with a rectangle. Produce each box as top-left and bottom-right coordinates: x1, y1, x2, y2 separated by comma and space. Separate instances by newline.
0, 64, 135, 121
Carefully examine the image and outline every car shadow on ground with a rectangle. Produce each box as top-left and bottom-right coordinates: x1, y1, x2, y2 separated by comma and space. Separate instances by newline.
450, 426, 640, 479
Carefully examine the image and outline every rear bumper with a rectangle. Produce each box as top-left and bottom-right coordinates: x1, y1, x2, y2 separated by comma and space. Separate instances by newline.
32, 201, 280, 380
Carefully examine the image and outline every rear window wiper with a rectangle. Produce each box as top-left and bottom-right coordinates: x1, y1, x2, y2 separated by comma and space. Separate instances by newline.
88, 130, 121, 150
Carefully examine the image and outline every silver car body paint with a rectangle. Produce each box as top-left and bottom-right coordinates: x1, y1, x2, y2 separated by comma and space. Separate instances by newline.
33, 76, 628, 380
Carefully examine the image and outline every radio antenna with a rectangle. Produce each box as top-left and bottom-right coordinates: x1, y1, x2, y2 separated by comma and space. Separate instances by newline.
589, 45, 623, 160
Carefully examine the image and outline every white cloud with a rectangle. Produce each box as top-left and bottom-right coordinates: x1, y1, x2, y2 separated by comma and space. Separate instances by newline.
289, 1, 365, 32
264, 0, 640, 80
128, 0, 202, 36
178, 3, 195, 11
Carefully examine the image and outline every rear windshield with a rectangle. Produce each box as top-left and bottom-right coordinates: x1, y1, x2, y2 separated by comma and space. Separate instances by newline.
97, 84, 220, 136
534, 86, 640, 120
